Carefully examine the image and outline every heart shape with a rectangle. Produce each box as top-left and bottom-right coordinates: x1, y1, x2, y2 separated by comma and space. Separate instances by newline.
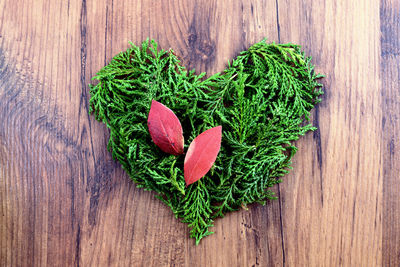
89, 39, 323, 244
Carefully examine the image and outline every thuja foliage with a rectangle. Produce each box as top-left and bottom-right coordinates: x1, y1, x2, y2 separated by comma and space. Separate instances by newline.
89, 39, 324, 244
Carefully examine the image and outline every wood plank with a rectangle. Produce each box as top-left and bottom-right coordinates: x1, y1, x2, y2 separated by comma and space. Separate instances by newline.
0, 1, 91, 266
381, 0, 400, 266
277, 0, 382, 266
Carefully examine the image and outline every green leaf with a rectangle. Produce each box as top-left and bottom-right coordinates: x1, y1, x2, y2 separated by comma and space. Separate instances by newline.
89, 39, 324, 244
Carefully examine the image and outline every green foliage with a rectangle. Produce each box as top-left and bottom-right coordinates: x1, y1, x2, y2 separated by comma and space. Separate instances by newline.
89, 39, 324, 244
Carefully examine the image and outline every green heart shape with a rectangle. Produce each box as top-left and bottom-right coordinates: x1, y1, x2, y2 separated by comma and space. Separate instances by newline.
89, 39, 324, 244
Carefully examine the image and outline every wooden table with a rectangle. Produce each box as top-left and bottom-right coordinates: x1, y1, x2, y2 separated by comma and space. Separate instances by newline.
1, 0, 399, 266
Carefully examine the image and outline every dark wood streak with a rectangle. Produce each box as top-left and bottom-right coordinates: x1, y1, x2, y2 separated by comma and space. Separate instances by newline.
274, 3, 286, 266
87, 159, 118, 226
80, 0, 107, 228
312, 104, 324, 205
76, 2, 87, 264
380, 0, 400, 266
186, 2, 216, 72
275, 0, 281, 43
104, 6, 109, 66
75, 224, 81, 267
277, 188, 286, 266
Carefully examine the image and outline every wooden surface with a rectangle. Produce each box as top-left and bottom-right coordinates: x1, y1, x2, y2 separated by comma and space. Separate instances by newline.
0, 0, 398, 266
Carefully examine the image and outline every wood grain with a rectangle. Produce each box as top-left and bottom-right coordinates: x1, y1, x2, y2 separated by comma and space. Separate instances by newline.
381, 0, 400, 266
0, 0, 397, 266
277, 1, 383, 266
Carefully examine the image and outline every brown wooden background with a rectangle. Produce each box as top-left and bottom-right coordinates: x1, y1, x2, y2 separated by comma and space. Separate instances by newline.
0, 0, 399, 266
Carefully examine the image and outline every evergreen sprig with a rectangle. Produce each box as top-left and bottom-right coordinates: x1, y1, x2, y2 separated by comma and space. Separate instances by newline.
89, 39, 324, 244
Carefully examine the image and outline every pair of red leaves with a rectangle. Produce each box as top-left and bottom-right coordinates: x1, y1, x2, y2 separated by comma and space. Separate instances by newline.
147, 100, 222, 186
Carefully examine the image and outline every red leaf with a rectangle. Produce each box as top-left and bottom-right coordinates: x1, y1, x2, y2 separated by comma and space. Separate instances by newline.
184, 126, 222, 186
147, 100, 184, 155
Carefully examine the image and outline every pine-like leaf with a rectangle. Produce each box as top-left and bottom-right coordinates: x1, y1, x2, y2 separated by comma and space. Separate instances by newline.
89, 39, 324, 244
